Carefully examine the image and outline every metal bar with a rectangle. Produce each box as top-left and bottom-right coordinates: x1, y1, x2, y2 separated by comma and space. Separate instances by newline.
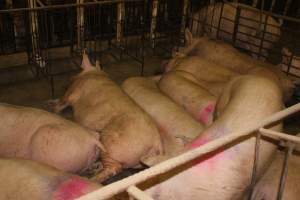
76, 0, 84, 53
76, 103, 300, 200
259, 128, 300, 145
150, 0, 158, 48
233, 6, 241, 46
216, 2, 224, 39
0, 0, 144, 13
247, 132, 261, 200
276, 142, 294, 200
180, 0, 189, 37
127, 186, 154, 200
283, 0, 293, 16
116, 0, 125, 46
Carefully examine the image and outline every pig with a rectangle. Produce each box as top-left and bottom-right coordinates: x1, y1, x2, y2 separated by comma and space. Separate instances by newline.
164, 56, 239, 82
122, 77, 204, 165
250, 139, 300, 200
168, 29, 294, 102
52, 53, 163, 182
145, 75, 283, 200
158, 70, 217, 126
0, 103, 104, 173
191, 2, 281, 60
0, 158, 104, 200
281, 48, 300, 83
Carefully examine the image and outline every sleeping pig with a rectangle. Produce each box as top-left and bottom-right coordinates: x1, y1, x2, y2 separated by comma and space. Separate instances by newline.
167, 29, 294, 102
0, 103, 104, 173
145, 75, 283, 200
0, 158, 105, 200
158, 70, 217, 126
122, 77, 205, 165
52, 53, 163, 183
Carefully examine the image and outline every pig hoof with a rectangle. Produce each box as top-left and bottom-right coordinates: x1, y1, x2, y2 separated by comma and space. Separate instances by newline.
90, 157, 122, 183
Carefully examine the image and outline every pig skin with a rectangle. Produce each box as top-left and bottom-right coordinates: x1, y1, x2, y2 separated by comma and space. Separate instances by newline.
0, 158, 106, 200
250, 142, 300, 200
53, 54, 163, 182
0, 103, 103, 173
122, 77, 204, 165
167, 30, 294, 102
145, 75, 283, 200
158, 70, 217, 126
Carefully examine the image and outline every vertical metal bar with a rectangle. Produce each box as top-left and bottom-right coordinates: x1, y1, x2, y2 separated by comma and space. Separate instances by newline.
257, 15, 268, 60
247, 132, 262, 200
117, 0, 125, 47
77, 0, 84, 54
150, 0, 158, 48
180, 0, 189, 44
276, 142, 294, 200
283, 0, 292, 16
216, 2, 224, 39
232, 6, 241, 46
269, 0, 276, 12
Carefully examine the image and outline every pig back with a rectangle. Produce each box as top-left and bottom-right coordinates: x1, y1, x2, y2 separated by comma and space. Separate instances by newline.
122, 77, 204, 142
0, 103, 101, 173
68, 72, 164, 168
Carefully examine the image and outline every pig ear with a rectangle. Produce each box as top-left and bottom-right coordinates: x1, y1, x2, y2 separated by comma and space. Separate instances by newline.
95, 60, 102, 71
185, 28, 193, 46
81, 51, 94, 70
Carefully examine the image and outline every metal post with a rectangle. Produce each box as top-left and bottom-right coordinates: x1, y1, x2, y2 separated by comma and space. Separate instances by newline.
77, 0, 85, 54
117, 0, 125, 46
28, 0, 45, 68
150, 0, 158, 48
180, 0, 189, 44
247, 132, 261, 200
276, 142, 294, 200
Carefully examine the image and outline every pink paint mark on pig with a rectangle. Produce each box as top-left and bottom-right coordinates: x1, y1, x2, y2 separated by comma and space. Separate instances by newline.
186, 128, 232, 171
53, 177, 91, 200
197, 103, 216, 125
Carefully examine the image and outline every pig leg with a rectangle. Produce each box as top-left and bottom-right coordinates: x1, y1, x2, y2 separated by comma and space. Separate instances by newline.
90, 153, 122, 183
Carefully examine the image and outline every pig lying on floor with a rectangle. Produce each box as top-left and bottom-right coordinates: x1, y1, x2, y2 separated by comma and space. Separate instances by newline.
0, 103, 104, 173
158, 70, 217, 125
144, 75, 283, 200
53, 53, 163, 183
165, 29, 294, 101
250, 135, 300, 200
122, 77, 204, 165
0, 158, 103, 200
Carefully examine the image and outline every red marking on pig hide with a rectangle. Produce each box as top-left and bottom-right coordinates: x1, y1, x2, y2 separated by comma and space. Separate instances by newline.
197, 103, 215, 125
187, 135, 227, 170
52, 177, 92, 200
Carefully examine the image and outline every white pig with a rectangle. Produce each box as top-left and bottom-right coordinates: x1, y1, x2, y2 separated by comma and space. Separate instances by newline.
0, 103, 104, 173
158, 70, 217, 126
122, 77, 204, 165
0, 158, 105, 200
53, 53, 163, 182
145, 75, 283, 200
